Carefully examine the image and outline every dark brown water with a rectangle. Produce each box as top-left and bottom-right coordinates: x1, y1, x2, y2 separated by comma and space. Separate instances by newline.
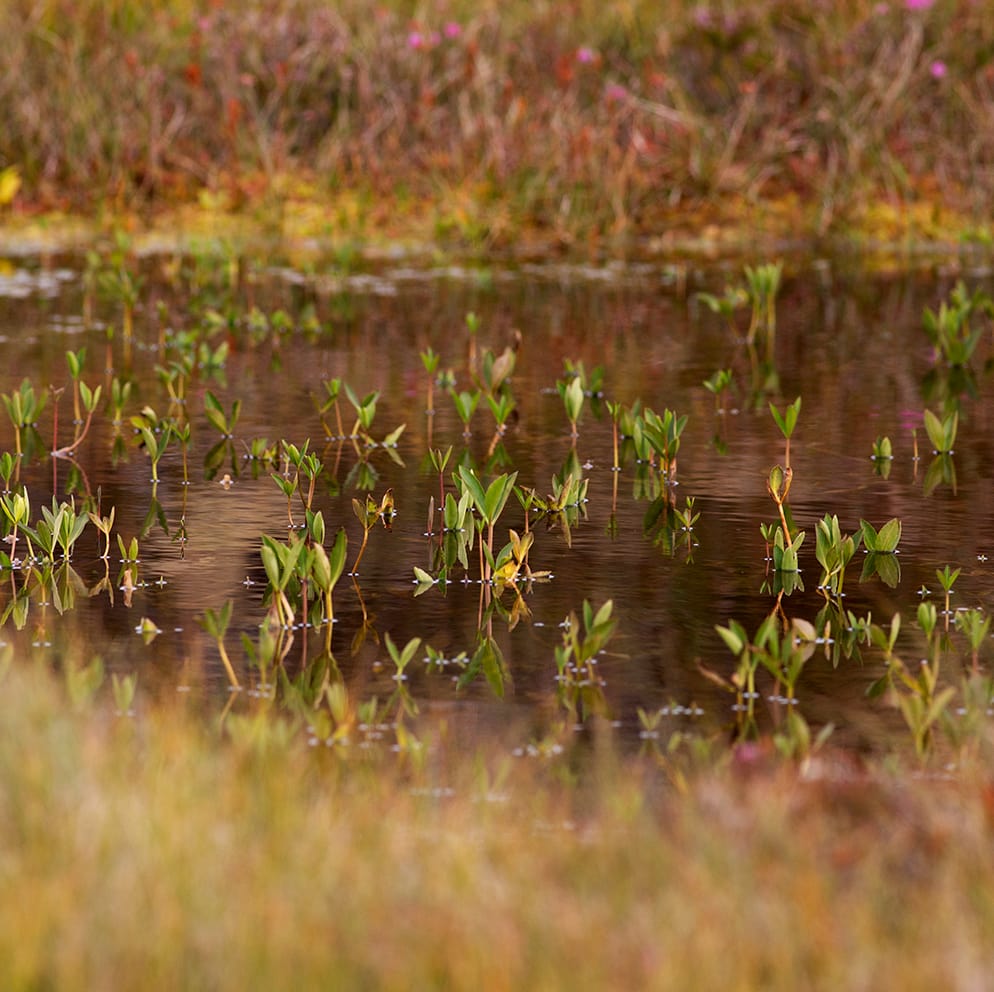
2, 247, 994, 753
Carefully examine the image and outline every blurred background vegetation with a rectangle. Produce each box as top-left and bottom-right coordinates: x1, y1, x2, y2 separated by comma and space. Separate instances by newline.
1, 0, 991, 246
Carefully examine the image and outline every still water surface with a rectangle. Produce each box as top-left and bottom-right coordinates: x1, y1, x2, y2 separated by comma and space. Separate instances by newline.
2, 247, 993, 752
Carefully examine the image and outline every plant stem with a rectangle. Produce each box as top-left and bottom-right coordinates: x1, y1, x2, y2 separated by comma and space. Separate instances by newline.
216, 640, 241, 690
351, 528, 370, 575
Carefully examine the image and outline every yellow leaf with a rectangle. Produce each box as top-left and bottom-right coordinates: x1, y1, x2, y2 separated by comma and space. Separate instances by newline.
0, 167, 21, 207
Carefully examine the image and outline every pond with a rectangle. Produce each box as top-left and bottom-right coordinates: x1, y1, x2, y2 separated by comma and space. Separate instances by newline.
1, 242, 993, 757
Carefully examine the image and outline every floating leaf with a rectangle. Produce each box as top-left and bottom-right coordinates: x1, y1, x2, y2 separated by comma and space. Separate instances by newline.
859, 518, 902, 553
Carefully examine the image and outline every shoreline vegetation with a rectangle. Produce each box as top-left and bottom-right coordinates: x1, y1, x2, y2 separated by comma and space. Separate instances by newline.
2, 0, 994, 256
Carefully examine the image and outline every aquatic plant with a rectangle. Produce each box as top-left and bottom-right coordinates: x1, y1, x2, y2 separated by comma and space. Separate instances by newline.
699, 263, 781, 349
697, 285, 748, 336
384, 632, 422, 684
52, 373, 101, 459
478, 340, 517, 398
814, 514, 860, 597
0, 489, 30, 565
97, 252, 142, 357
260, 534, 305, 629
2, 379, 47, 462
554, 599, 616, 714
486, 392, 516, 441
697, 620, 759, 738
310, 527, 348, 631
559, 375, 584, 439
198, 600, 241, 689
87, 505, 116, 560
492, 529, 534, 588
636, 407, 688, 482
859, 517, 903, 587
766, 465, 794, 541
172, 421, 192, 486
871, 435, 892, 461
673, 496, 699, 534
703, 368, 734, 413
117, 534, 140, 565
111, 671, 137, 716
859, 518, 902, 554
923, 408, 957, 454
130, 407, 172, 484
64, 655, 105, 711
443, 488, 473, 534
23, 498, 88, 562
757, 616, 816, 706
318, 378, 346, 439
204, 390, 241, 440
65, 348, 88, 428
955, 609, 991, 673
458, 630, 509, 700
935, 564, 961, 630
451, 388, 480, 436
744, 262, 783, 350
156, 357, 193, 414
922, 280, 992, 369
284, 441, 323, 519
244, 436, 278, 467
462, 311, 481, 370
350, 490, 394, 575
420, 347, 440, 414
872, 613, 953, 762
0, 453, 14, 495
457, 467, 517, 584
759, 520, 777, 562
713, 614, 815, 731
772, 526, 804, 574
605, 400, 623, 471
769, 396, 800, 470
344, 385, 379, 442
427, 445, 453, 533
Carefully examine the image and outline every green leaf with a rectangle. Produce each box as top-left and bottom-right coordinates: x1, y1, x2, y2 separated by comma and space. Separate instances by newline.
923, 408, 956, 453
382, 424, 406, 447
770, 397, 801, 438
484, 472, 518, 525
715, 621, 747, 657
860, 518, 901, 553
327, 528, 347, 586
311, 543, 331, 589
260, 538, 281, 588
457, 464, 485, 505
564, 376, 584, 423
204, 390, 224, 417
875, 517, 902, 552
592, 599, 614, 631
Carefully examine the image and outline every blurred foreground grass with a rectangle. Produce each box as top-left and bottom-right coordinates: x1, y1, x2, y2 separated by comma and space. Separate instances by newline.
1, 654, 993, 989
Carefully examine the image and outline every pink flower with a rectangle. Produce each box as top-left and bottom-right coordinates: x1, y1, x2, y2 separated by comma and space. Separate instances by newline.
576, 46, 596, 64
905, 0, 934, 8
408, 31, 424, 50
443, 21, 462, 39
899, 409, 923, 432
604, 83, 629, 104
930, 59, 948, 78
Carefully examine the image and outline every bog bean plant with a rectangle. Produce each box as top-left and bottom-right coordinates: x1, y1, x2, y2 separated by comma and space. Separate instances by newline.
1, 251, 994, 775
